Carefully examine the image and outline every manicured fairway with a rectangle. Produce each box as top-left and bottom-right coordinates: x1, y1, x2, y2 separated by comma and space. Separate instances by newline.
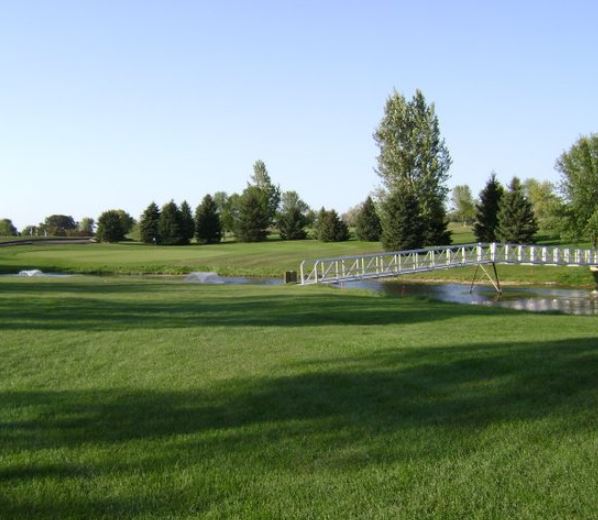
0, 239, 596, 287
1, 276, 597, 518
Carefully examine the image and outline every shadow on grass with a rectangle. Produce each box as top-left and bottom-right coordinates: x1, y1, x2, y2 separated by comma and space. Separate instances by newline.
0, 281, 510, 331
1, 335, 597, 517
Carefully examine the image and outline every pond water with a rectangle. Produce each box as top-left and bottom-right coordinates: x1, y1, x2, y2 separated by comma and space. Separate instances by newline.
336, 279, 598, 316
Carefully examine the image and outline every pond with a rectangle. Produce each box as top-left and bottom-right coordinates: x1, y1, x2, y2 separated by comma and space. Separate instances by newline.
336, 279, 598, 316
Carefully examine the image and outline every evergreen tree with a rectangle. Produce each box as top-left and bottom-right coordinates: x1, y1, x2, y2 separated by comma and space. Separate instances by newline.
355, 196, 382, 241
139, 202, 161, 244
374, 89, 451, 245
195, 194, 222, 244
473, 173, 504, 242
179, 201, 195, 243
317, 208, 349, 242
381, 190, 424, 251
159, 201, 185, 245
276, 191, 309, 240
235, 186, 270, 242
96, 210, 126, 243
250, 160, 280, 223
497, 177, 539, 243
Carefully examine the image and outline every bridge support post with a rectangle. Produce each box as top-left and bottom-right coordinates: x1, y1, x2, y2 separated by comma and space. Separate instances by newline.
470, 263, 502, 294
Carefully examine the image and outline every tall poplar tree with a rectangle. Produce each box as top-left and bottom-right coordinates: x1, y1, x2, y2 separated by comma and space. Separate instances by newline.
374, 89, 451, 246
250, 160, 280, 224
497, 177, 538, 243
473, 173, 504, 242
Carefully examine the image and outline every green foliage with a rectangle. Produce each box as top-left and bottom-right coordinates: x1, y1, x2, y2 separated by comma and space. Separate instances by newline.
96, 210, 126, 242
195, 194, 222, 244
250, 160, 280, 223
381, 190, 424, 250
374, 89, 451, 245
497, 177, 539, 243
78, 218, 95, 235
556, 134, 598, 239
451, 185, 475, 224
140, 202, 161, 244
236, 186, 270, 242
355, 196, 381, 241
159, 201, 187, 246
474, 173, 504, 242
276, 191, 309, 240
116, 210, 135, 235
0, 218, 18, 236
213, 192, 236, 234
317, 208, 349, 242
584, 208, 598, 249
44, 214, 76, 236
179, 201, 195, 243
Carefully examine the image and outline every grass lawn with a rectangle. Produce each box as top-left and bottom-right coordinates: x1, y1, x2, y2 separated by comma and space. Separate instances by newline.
1, 237, 596, 287
1, 276, 597, 518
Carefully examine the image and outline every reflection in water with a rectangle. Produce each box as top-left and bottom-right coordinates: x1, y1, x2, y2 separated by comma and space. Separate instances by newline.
337, 280, 598, 316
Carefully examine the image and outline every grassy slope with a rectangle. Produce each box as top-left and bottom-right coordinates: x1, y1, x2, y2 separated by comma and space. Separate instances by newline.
1, 277, 597, 519
1, 237, 596, 286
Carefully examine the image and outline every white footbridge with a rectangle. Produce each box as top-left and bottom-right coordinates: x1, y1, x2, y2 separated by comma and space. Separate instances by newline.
299, 242, 598, 292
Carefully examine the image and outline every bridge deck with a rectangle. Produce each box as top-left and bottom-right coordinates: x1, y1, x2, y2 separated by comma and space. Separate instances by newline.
299, 243, 598, 285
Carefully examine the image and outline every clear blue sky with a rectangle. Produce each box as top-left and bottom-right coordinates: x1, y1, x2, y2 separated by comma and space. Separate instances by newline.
1, 0, 597, 229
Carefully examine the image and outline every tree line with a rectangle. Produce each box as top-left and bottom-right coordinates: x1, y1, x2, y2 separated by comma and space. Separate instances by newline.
3, 91, 596, 249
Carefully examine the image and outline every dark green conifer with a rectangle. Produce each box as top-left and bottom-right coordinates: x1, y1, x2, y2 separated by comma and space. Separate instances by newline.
139, 202, 161, 244
355, 196, 382, 241
195, 194, 222, 244
317, 209, 349, 242
159, 201, 185, 245
473, 173, 503, 242
179, 201, 195, 244
497, 177, 538, 243
381, 191, 424, 251
235, 186, 270, 242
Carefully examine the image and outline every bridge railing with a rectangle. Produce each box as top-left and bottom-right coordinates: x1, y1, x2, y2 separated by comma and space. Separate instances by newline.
299, 242, 598, 285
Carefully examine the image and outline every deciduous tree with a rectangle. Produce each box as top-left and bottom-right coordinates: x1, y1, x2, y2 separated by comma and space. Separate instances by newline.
556, 134, 598, 239
96, 210, 125, 242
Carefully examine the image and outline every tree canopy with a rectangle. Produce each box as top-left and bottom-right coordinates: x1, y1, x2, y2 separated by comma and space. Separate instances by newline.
195, 194, 222, 244
473, 173, 503, 243
556, 134, 598, 239
374, 89, 451, 246
96, 210, 126, 242
355, 196, 382, 241
497, 177, 538, 243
